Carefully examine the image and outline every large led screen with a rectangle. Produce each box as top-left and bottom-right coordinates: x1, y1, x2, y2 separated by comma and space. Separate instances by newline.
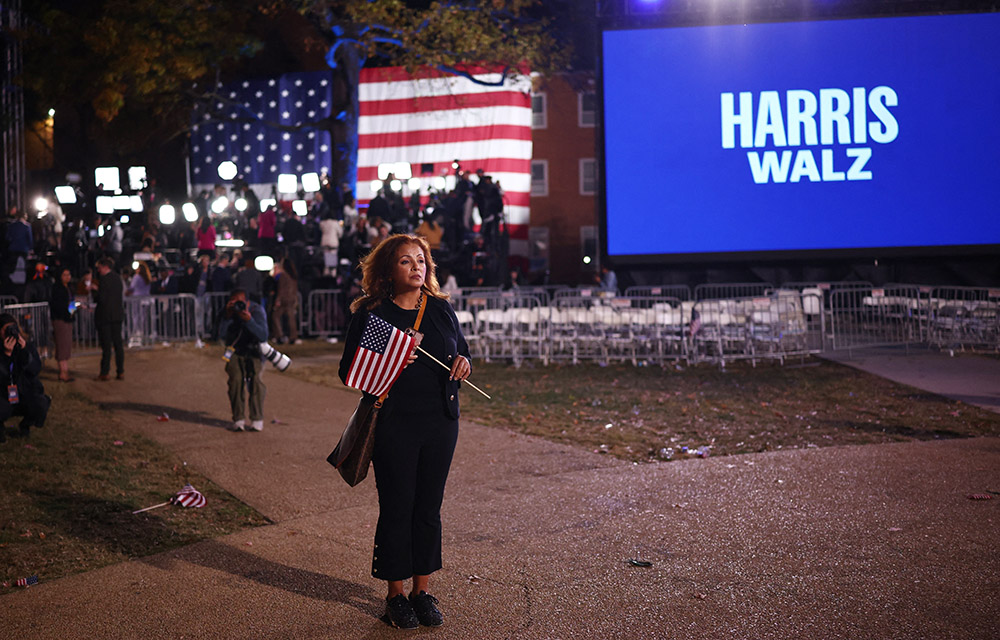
602, 13, 1000, 260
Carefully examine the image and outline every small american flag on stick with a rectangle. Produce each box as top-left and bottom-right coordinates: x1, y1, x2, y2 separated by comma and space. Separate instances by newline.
345, 313, 416, 397
132, 484, 207, 514
15, 575, 39, 587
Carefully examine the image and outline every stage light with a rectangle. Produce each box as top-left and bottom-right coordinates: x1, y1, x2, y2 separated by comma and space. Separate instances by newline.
210, 196, 229, 214
34, 197, 48, 212
583, 255, 592, 265
390, 179, 402, 191
112, 195, 131, 211
377, 164, 393, 180
47, 108, 55, 117
292, 200, 307, 216
370, 180, 383, 194
96, 196, 114, 214
301, 172, 321, 192
159, 204, 176, 225
445, 175, 456, 191
260, 198, 276, 210
407, 177, 421, 191
52, 185, 76, 203
183, 202, 199, 222
216, 238, 245, 248
277, 173, 297, 194
218, 161, 238, 181
235, 197, 248, 212
432, 176, 447, 190
121, 214, 130, 223
393, 162, 412, 180
98, 225, 105, 238
451, 159, 460, 169
254, 255, 274, 272
132, 261, 140, 271
94, 167, 120, 191
128, 166, 147, 190
129, 195, 144, 212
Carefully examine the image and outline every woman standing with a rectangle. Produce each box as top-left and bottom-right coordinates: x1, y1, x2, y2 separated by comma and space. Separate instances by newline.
196, 216, 217, 259
338, 234, 471, 629
49, 266, 75, 382
128, 261, 152, 297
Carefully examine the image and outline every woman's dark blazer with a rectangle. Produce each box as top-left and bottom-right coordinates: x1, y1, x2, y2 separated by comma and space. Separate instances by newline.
339, 295, 471, 421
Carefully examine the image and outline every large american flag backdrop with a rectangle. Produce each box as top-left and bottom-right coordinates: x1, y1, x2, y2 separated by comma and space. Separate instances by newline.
189, 72, 334, 195
358, 66, 533, 259
189, 67, 533, 258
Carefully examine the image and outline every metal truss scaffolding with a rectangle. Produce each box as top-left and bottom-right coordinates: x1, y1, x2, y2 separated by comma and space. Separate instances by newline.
2, 0, 25, 216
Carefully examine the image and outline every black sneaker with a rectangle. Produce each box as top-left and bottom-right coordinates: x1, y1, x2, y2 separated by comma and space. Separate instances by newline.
384, 594, 419, 630
409, 591, 444, 627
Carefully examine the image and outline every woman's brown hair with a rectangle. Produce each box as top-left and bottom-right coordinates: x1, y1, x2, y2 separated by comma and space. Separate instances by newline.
350, 234, 448, 313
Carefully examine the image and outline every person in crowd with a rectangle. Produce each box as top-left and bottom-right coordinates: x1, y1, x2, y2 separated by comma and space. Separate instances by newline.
210, 253, 233, 293
128, 261, 153, 297
338, 234, 471, 629
218, 289, 268, 432
76, 268, 94, 299
0, 314, 50, 442
319, 213, 343, 276
105, 220, 124, 267
152, 266, 179, 295
258, 205, 277, 256
271, 258, 300, 344
234, 258, 263, 303
599, 263, 618, 294
94, 257, 124, 381
196, 216, 217, 259
23, 262, 53, 358
341, 182, 358, 225
415, 215, 444, 251
49, 266, 75, 382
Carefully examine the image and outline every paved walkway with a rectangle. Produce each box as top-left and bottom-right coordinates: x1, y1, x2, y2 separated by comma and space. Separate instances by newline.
823, 346, 1000, 413
2, 347, 998, 639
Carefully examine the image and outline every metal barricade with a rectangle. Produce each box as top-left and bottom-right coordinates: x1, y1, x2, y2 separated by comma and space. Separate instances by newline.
2, 302, 52, 352
624, 285, 692, 301
927, 286, 1000, 352
694, 282, 773, 300
452, 291, 548, 365
689, 291, 824, 366
72, 304, 100, 353
124, 294, 197, 347
0, 295, 19, 307
828, 285, 924, 352
307, 289, 347, 338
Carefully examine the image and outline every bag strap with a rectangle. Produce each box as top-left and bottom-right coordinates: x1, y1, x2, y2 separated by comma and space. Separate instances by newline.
375, 292, 427, 407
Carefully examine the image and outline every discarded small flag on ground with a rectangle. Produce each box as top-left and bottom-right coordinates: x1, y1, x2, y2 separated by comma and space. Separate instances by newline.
15, 575, 39, 587
345, 314, 416, 397
171, 484, 206, 508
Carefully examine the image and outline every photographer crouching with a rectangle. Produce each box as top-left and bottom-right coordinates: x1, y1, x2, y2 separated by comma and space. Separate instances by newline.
0, 314, 51, 443
219, 289, 268, 432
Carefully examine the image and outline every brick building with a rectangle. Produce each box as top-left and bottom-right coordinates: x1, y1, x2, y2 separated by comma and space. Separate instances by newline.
527, 74, 599, 286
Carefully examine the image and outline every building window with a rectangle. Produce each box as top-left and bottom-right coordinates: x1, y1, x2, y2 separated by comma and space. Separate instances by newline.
579, 158, 598, 195
578, 91, 596, 128
531, 160, 549, 197
531, 93, 547, 129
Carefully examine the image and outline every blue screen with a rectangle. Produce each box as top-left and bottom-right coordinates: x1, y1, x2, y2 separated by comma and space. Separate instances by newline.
602, 13, 1000, 258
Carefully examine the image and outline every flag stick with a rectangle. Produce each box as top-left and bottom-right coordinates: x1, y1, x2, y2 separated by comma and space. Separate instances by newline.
132, 501, 170, 514
415, 346, 491, 399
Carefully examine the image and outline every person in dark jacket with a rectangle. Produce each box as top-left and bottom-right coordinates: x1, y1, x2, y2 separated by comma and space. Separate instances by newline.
94, 257, 124, 380
338, 234, 471, 630
0, 314, 50, 442
218, 289, 268, 432
49, 266, 75, 382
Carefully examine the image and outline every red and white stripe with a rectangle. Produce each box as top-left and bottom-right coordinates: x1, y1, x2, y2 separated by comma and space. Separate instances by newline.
346, 326, 416, 397
358, 65, 533, 257
171, 484, 207, 508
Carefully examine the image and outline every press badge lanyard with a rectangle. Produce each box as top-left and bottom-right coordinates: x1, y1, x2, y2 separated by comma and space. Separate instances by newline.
8, 360, 18, 404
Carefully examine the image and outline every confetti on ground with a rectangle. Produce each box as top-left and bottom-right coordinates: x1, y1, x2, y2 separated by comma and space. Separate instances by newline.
113, 440, 124, 446
967, 493, 993, 500
156, 413, 170, 422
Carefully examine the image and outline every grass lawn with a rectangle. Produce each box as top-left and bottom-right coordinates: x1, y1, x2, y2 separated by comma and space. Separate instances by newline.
0, 380, 268, 592
277, 341, 1000, 462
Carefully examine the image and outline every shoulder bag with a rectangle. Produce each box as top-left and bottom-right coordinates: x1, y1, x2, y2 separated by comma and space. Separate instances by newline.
327, 297, 427, 486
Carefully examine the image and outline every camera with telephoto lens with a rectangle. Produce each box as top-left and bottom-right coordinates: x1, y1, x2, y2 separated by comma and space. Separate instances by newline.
260, 342, 291, 372
232, 299, 247, 314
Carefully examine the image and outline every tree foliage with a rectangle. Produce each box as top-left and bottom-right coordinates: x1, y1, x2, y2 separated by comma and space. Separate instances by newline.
312, 0, 571, 83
